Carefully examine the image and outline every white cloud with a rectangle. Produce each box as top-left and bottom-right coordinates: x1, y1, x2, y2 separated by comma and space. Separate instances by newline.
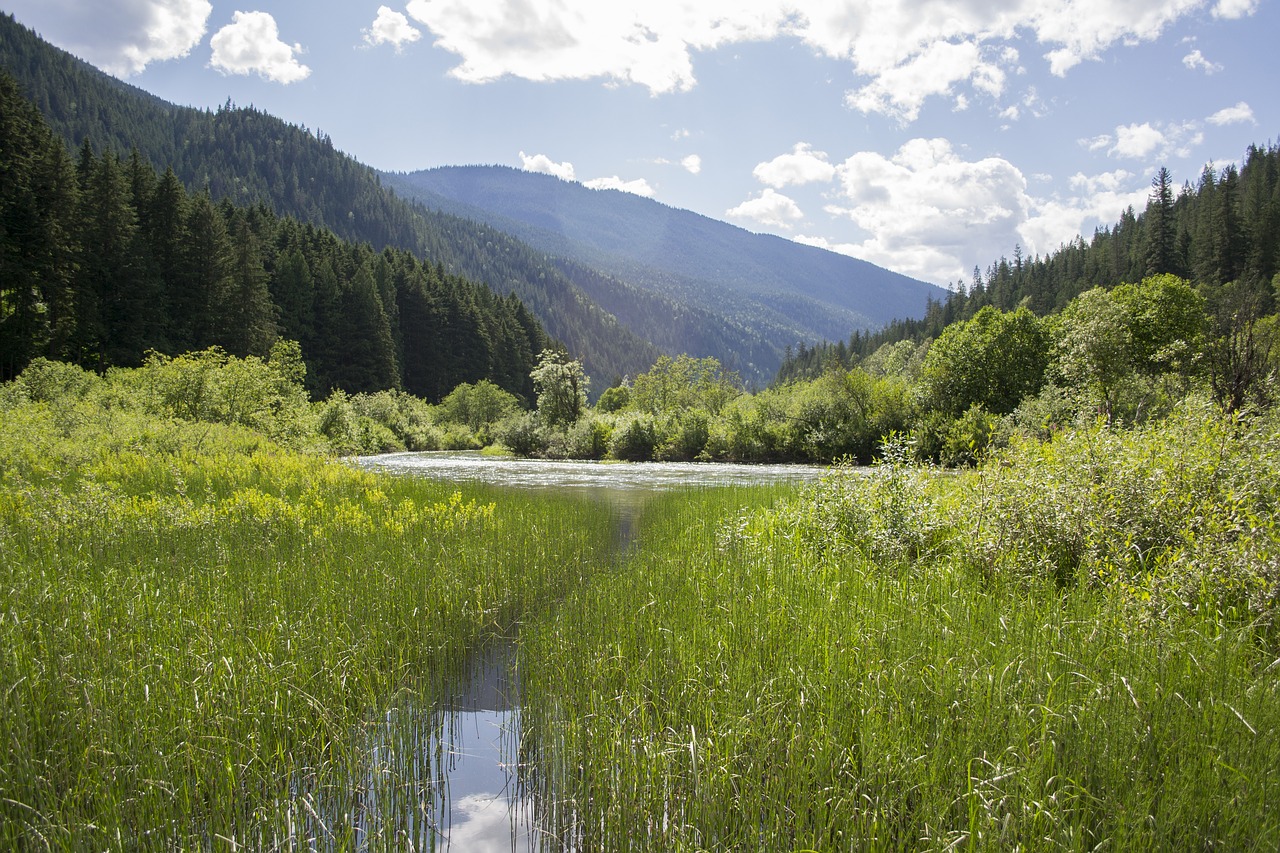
395, 1, 1251, 121
1106, 120, 1202, 159
1020, 171, 1149, 257
584, 175, 657, 196
210, 11, 310, 84
365, 6, 422, 51
1111, 122, 1166, 159
1182, 48, 1222, 73
1082, 134, 1113, 152
726, 188, 805, 229
1213, 0, 1258, 18
752, 143, 836, 188
845, 40, 1009, 122
2, 0, 211, 76
519, 151, 576, 180
405, 0, 790, 93
654, 154, 702, 173
818, 138, 1030, 283
1207, 101, 1255, 125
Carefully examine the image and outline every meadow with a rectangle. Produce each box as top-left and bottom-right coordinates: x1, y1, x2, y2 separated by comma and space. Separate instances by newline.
518, 402, 1280, 850
2, 358, 1278, 850
0, 377, 616, 848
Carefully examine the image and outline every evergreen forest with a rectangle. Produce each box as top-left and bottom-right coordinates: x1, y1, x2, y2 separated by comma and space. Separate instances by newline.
0, 71, 551, 401
0, 12, 658, 385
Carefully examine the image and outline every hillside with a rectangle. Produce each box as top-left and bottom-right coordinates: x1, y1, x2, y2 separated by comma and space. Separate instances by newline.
0, 12, 657, 385
383, 166, 944, 379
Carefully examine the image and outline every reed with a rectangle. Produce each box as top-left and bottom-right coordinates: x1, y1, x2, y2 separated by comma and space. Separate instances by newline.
520, 466, 1280, 849
0, 399, 615, 849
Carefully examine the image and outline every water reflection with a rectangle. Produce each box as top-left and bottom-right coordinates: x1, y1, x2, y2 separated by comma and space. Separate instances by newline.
351, 452, 827, 850
358, 646, 533, 851
431, 645, 532, 852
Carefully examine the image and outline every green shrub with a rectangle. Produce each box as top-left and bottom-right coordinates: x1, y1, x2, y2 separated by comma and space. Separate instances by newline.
966, 396, 1280, 620
609, 414, 659, 461
496, 411, 547, 457
656, 410, 710, 461
565, 415, 613, 460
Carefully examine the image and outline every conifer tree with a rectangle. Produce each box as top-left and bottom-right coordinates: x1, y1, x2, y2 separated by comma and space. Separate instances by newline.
1145, 167, 1176, 277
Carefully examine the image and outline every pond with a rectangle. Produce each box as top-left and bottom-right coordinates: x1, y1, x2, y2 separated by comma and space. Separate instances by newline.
351, 451, 830, 850
356, 451, 827, 492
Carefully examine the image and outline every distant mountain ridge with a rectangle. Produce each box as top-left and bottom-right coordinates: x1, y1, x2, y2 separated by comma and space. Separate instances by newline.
0, 12, 657, 384
1, 11, 941, 386
383, 165, 944, 379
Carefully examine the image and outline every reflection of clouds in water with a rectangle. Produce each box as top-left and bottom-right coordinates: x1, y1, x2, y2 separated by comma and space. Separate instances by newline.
448, 792, 534, 852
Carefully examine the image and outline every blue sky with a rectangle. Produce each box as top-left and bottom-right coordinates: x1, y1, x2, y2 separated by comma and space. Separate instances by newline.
3, 0, 1275, 286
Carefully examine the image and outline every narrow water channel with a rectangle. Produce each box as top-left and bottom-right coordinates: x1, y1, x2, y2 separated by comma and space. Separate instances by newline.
353, 452, 827, 850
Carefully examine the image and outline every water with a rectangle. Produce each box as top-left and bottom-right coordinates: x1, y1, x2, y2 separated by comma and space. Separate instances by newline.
355, 451, 827, 493
351, 451, 829, 850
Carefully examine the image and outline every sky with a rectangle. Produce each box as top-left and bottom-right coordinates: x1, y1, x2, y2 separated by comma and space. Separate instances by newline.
3, 0, 1275, 287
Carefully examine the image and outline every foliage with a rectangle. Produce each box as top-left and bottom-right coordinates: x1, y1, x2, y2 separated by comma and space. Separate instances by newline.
0, 382, 614, 847
519, 427, 1280, 847
532, 349, 589, 429
967, 397, 1280, 619
0, 66, 552, 401
919, 305, 1049, 417
608, 414, 660, 461
436, 379, 520, 436
628, 354, 741, 416
0, 19, 660, 386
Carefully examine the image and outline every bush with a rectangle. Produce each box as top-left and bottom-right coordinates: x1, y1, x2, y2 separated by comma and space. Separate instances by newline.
940, 404, 999, 467
496, 412, 547, 457
771, 435, 951, 567
656, 410, 710, 461
609, 415, 659, 461
565, 415, 613, 460
965, 396, 1280, 620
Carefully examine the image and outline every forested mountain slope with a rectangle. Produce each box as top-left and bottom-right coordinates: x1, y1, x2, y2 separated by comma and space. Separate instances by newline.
776, 146, 1280, 382
0, 73, 554, 400
383, 165, 944, 380
0, 13, 657, 385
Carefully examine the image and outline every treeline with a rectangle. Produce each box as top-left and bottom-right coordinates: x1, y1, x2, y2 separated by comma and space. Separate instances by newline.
779, 141, 1280, 382
0, 73, 549, 399
0, 13, 658, 384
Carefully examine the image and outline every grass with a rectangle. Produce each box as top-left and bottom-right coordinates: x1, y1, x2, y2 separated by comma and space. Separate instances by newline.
518, 424, 1280, 850
0, 399, 616, 849
4, 378, 1279, 850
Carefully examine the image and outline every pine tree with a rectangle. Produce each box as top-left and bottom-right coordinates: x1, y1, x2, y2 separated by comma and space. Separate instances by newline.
220, 215, 277, 357
1144, 167, 1177, 277
179, 191, 232, 350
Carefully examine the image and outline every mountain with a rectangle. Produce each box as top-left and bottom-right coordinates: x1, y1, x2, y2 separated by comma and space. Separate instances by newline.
0, 12, 940, 387
382, 165, 945, 379
0, 13, 657, 386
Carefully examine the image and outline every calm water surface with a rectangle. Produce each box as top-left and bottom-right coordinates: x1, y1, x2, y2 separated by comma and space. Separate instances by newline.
356, 450, 828, 492
351, 451, 829, 850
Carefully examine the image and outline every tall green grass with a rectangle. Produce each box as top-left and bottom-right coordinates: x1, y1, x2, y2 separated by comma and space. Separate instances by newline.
0, 399, 615, 849
519, 410, 1280, 850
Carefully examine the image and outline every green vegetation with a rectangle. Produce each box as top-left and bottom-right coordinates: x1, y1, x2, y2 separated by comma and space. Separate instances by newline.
520, 412, 1280, 849
0, 70, 552, 400
0, 357, 616, 848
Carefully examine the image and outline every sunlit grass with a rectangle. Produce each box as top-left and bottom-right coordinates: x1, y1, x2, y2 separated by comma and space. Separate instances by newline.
520, 470, 1280, 849
0, 399, 615, 849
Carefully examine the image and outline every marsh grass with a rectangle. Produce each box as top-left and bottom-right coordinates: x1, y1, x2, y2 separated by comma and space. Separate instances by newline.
520, 438, 1280, 849
0, 399, 615, 849
6, 377, 1280, 850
